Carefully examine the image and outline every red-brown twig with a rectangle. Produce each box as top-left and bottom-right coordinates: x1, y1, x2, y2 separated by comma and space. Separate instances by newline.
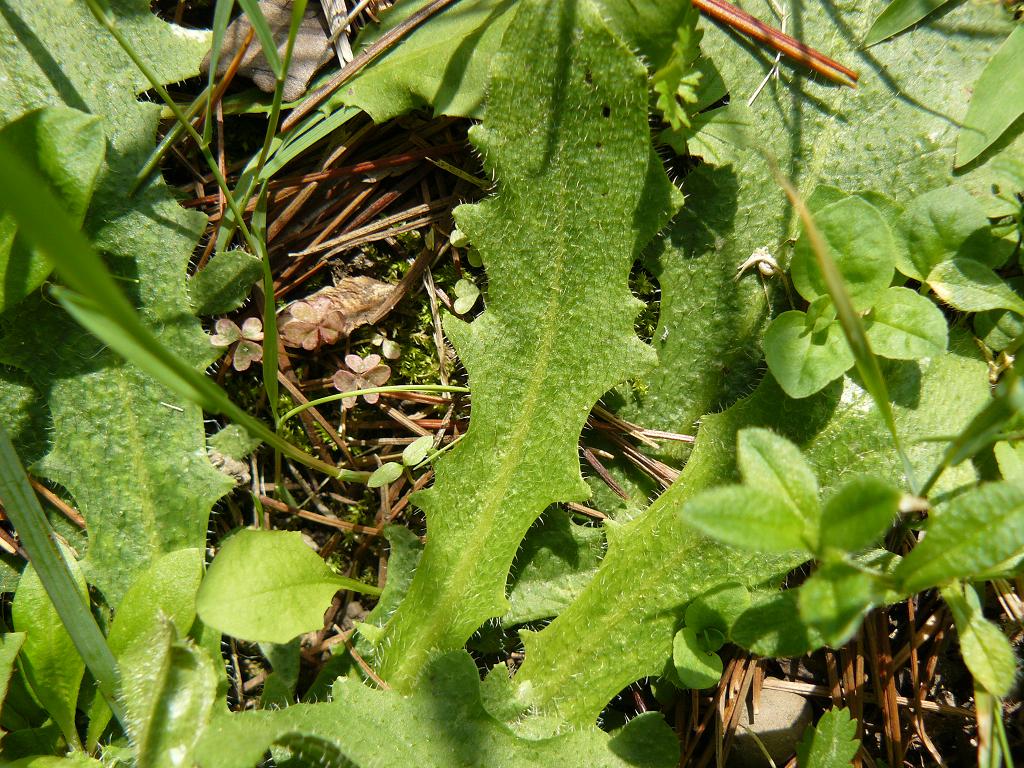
693, 0, 859, 87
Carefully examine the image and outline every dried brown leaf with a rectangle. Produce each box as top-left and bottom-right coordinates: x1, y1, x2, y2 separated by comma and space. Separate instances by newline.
278, 276, 394, 351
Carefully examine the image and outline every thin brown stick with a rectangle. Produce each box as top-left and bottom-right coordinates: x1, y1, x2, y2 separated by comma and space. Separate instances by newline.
29, 478, 86, 528
259, 494, 383, 536
693, 0, 858, 87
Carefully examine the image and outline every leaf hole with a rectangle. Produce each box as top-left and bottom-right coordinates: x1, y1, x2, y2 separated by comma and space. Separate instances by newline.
601, 105, 611, 118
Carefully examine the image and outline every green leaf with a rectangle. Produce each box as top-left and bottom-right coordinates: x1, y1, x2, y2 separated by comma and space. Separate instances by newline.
402, 435, 434, 467
684, 582, 750, 639
0, 106, 104, 314
896, 482, 1024, 592
188, 249, 262, 315
994, 441, 1024, 483
372, 0, 679, 687
672, 627, 723, 690
764, 311, 854, 399
0, 425, 123, 725
818, 476, 901, 554
733, 590, 825, 657
196, 529, 381, 644
334, 0, 517, 122
452, 277, 480, 315
865, 287, 947, 360
790, 197, 894, 312
4, 756, 104, 768
0, 0, 231, 608
796, 708, 860, 768
798, 562, 881, 647
196, 651, 679, 768
367, 462, 403, 488
0, 632, 26, 725
650, 5, 702, 131
516, 333, 988, 725
928, 258, 1024, 315
12, 552, 87, 749
738, 428, 820, 527
901, 186, 996, 280
504, 511, 605, 627
87, 548, 204, 749
120, 620, 218, 768
864, 0, 953, 46
683, 486, 812, 554
942, 584, 1018, 697
956, 25, 1024, 167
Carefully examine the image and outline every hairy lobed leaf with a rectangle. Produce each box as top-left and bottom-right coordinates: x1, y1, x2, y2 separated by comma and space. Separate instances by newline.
515, 331, 989, 726
195, 651, 679, 768
370, 0, 680, 687
0, 0, 233, 606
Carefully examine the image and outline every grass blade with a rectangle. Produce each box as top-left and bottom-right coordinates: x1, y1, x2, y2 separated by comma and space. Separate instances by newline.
0, 424, 125, 726
204, 0, 237, 145
774, 169, 919, 493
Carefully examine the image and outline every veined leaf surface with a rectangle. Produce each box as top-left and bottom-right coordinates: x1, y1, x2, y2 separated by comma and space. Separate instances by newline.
372, 0, 680, 687
0, 0, 233, 606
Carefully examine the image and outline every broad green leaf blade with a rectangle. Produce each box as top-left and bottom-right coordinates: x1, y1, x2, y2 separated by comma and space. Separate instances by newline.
896, 482, 1024, 592
928, 258, 1024, 315
789, 197, 895, 312
733, 590, 825, 657
372, 0, 677, 687
121, 621, 218, 768
956, 25, 1024, 167
0, 106, 104, 314
626, 0, 1016, 510
764, 312, 854, 399
797, 562, 881, 647
684, 582, 750, 638
504, 511, 605, 627
87, 548, 204, 749
196, 529, 381, 644
195, 652, 680, 768
4, 757, 104, 768
516, 334, 989, 725
0, 0, 231, 608
188, 249, 262, 315
901, 186, 996, 280
0, 425, 122, 725
994, 441, 1024, 483
672, 628, 723, 690
738, 428, 820, 527
0, 632, 26, 725
682, 486, 812, 554
12, 555, 87, 749
796, 708, 860, 768
865, 287, 948, 360
864, 0, 953, 47
818, 476, 901, 553
921, 366, 1024, 496
942, 584, 1017, 697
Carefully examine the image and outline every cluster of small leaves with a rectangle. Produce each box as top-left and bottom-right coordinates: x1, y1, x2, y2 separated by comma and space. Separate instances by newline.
764, 190, 949, 399
681, 427, 1022, 695
651, 4, 703, 132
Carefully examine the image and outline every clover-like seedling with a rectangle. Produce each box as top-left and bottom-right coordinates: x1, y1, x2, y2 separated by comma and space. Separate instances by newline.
452, 278, 481, 315
210, 317, 264, 372
670, 582, 751, 690
332, 353, 392, 410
